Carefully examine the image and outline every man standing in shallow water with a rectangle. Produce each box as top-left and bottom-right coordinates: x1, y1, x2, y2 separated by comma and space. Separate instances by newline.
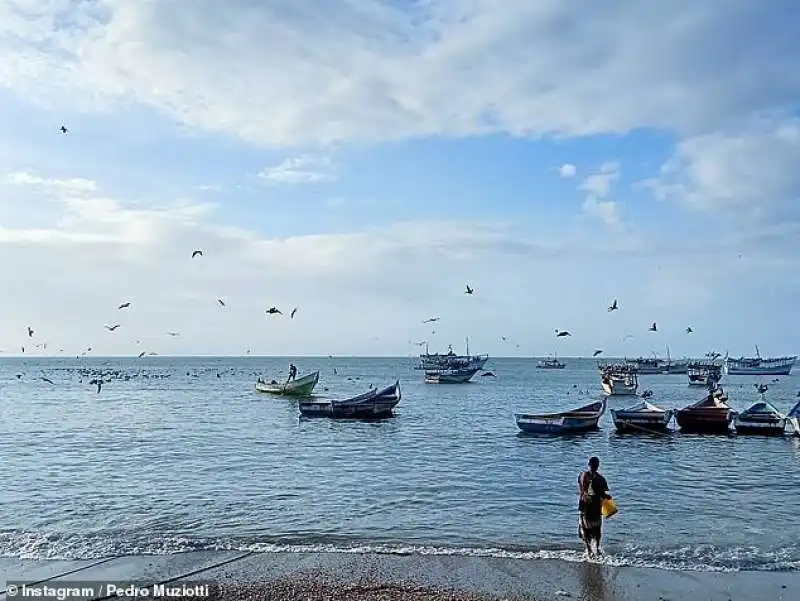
578, 456, 612, 558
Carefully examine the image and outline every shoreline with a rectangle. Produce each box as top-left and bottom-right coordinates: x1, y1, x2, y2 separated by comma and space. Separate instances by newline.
1, 551, 797, 601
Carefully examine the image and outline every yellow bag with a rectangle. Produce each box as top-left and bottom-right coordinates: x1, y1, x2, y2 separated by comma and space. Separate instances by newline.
601, 497, 618, 518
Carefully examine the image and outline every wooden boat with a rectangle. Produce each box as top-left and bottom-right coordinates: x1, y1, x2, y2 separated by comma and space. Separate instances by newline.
675, 388, 734, 434
788, 399, 800, 436
255, 371, 319, 396
599, 364, 638, 396
611, 400, 674, 433
734, 392, 786, 436
424, 367, 480, 383
536, 355, 566, 369
299, 380, 401, 419
415, 338, 488, 371
687, 361, 722, 387
515, 399, 606, 435
726, 346, 797, 375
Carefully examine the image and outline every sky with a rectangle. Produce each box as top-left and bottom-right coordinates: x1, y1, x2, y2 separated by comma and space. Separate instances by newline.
0, 0, 799, 358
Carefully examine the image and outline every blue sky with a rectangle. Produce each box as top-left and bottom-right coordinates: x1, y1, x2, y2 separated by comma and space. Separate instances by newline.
0, 0, 798, 358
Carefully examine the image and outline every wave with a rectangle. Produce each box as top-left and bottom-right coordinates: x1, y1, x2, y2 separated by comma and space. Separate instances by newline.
0, 532, 797, 573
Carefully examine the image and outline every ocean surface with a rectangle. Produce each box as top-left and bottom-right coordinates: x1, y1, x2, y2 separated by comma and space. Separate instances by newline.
0, 356, 798, 573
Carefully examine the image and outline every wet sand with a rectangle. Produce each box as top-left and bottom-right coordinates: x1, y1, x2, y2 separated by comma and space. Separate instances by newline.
1, 551, 797, 601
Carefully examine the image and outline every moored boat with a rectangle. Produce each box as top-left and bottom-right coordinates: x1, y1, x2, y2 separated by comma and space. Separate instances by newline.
687, 361, 722, 387
416, 338, 488, 371
725, 347, 797, 376
424, 367, 480, 383
626, 357, 665, 375
675, 388, 734, 434
734, 385, 786, 436
788, 400, 800, 436
514, 399, 606, 435
599, 363, 639, 396
536, 355, 566, 369
255, 371, 320, 396
611, 400, 674, 433
299, 380, 401, 419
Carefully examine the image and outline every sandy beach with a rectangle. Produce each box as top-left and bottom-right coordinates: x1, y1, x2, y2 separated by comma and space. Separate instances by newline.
1, 551, 797, 601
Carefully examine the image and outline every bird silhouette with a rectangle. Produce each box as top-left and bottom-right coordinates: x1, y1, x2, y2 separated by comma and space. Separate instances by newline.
608, 299, 618, 312
217, 298, 226, 307
592, 350, 603, 357
105, 324, 121, 331
59, 125, 68, 134
266, 307, 282, 315
21, 346, 25, 353
291, 308, 298, 319
422, 317, 439, 324
465, 285, 474, 295
40, 377, 55, 385
26, 326, 34, 338
686, 326, 693, 334
138, 351, 146, 358
555, 330, 571, 337
166, 332, 179, 337
192, 250, 203, 258
649, 322, 658, 332
118, 302, 131, 310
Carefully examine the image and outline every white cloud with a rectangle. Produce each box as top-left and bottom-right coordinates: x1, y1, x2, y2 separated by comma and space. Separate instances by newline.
258, 155, 336, 184
0, 2, 798, 146
579, 162, 620, 226
645, 115, 800, 224
557, 163, 576, 178
6, 170, 98, 195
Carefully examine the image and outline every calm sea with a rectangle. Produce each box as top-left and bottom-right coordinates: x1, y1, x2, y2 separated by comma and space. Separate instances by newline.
0, 356, 797, 572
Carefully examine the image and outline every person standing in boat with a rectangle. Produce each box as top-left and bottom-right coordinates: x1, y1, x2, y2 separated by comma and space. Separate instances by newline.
577, 456, 611, 558
288, 363, 297, 381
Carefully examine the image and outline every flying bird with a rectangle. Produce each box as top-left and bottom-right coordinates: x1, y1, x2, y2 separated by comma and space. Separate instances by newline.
166, 332, 179, 337
21, 346, 25, 353
59, 125, 68, 134
217, 298, 226, 307
118, 302, 131, 310
649, 322, 658, 332
266, 307, 282, 315
40, 377, 55, 385
592, 350, 603, 357
138, 351, 146, 358
501, 336, 507, 341
291, 308, 298, 319
422, 317, 440, 324
686, 326, 693, 334
465, 285, 474, 295
555, 330, 571, 337
27, 326, 34, 338
105, 324, 121, 331
192, 250, 203, 258
608, 299, 618, 312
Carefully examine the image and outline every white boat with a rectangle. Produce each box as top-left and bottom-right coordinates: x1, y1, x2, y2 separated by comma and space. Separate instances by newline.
416, 338, 488, 371
536, 354, 566, 369
255, 371, 320, 396
611, 400, 674, 433
788, 399, 800, 436
725, 346, 797, 375
424, 367, 480, 384
599, 363, 639, 396
687, 361, 722, 387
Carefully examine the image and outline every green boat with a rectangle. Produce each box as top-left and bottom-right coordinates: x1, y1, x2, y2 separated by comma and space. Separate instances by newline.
255, 370, 320, 396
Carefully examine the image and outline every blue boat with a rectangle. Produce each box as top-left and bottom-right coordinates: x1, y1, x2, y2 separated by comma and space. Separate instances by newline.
514, 399, 607, 435
299, 380, 401, 419
734, 385, 786, 436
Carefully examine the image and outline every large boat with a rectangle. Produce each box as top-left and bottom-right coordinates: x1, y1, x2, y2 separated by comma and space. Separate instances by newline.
255, 371, 320, 396
725, 346, 797, 375
675, 388, 734, 434
687, 361, 723, 387
514, 399, 606, 435
734, 385, 787, 436
416, 338, 488, 371
424, 367, 480, 384
610, 399, 674, 433
599, 363, 639, 396
536, 355, 566, 369
663, 347, 689, 374
626, 357, 665, 375
299, 380, 401, 419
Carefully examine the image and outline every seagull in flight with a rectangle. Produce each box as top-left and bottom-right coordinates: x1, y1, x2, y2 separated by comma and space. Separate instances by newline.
118, 302, 131, 310
138, 351, 146, 358
105, 324, 121, 331
266, 307, 282, 315
59, 125, 68, 134
291, 308, 298, 319
217, 298, 226, 307
608, 299, 618, 312
26, 326, 34, 338
166, 332, 179, 337
649, 322, 658, 332
422, 317, 440, 324
555, 329, 571, 337
465, 285, 474, 295
40, 377, 55, 385
592, 350, 603, 357
192, 250, 203, 258
686, 326, 693, 334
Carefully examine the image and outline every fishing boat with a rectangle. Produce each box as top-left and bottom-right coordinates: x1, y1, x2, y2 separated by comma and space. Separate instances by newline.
514, 399, 606, 435
536, 354, 566, 369
255, 371, 320, 396
664, 346, 689, 374
725, 346, 797, 375
675, 388, 734, 434
687, 361, 723, 387
424, 367, 480, 383
734, 385, 786, 436
415, 338, 488, 371
788, 400, 800, 436
298, 380, 401, 419
610, 399, 674, 433
599, 363, 639, 396
626, 356, 665, 375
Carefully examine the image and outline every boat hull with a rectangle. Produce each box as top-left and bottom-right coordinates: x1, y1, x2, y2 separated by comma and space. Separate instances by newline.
255, 371, 320, 396
611, 409, 674, 433
734, 419, 786, 436
726, 366, 794, 375
675, 409, 733, 434
299, 381, 400, 419
515, 400, 606, 435
424, 367, 479, 383
726, 355, 796, 375
536, 364, 566, 369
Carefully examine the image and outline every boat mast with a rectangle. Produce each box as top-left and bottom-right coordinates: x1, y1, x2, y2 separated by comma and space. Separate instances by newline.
755, 345, 760, 359
466, 336, 470, 357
